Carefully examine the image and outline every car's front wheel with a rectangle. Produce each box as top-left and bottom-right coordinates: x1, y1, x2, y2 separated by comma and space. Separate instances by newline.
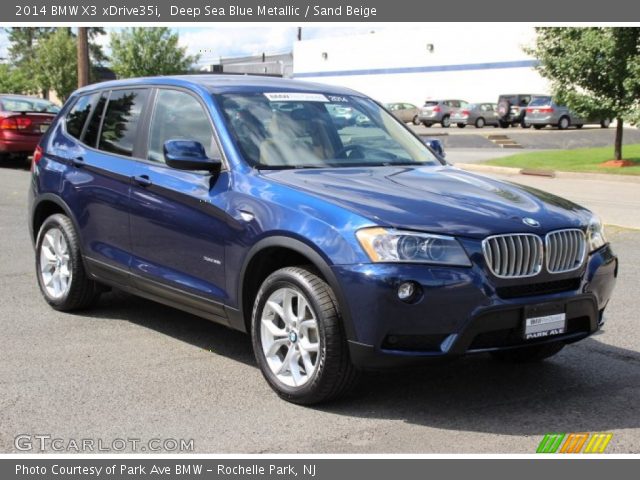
412, 115, 420, 126
35, 214, 100, 311
490, 343, 564, 363
251, 266, 357, 404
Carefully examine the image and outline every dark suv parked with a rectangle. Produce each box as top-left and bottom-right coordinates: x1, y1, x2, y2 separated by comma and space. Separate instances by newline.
496, 94, 540, 128
29, 76, 618, 404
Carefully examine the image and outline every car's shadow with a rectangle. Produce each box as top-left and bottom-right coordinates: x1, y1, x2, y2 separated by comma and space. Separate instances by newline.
84, 289, 640, 437
0, 157, 31, 171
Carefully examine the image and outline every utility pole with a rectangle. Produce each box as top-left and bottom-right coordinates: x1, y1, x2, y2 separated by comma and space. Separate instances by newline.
77, 27, 89, 88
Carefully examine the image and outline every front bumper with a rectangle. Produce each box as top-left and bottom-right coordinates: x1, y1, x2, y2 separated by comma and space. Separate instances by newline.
332, 244, 618, 369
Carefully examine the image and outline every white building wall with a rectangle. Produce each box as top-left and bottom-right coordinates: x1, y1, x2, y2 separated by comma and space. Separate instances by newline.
293, 25, 550, 105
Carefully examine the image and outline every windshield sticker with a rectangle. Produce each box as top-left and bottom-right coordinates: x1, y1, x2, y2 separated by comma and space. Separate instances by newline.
327, 95, 349, 103
264, 93, 329, 102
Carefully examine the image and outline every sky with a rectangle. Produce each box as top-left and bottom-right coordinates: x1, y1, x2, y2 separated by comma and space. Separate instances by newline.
0, 26, 383, 67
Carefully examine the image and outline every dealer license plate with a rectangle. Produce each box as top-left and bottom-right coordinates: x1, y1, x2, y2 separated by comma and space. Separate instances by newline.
524, 304, 566, 340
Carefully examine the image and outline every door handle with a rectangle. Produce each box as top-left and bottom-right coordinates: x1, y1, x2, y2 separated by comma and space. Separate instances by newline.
71, 156, 84, 167
132, 175, 152, 187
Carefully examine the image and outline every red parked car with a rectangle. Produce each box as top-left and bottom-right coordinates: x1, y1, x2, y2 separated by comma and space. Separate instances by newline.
0, 95, 60, 162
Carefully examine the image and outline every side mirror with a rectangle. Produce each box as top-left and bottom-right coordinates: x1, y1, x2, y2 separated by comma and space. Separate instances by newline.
163, 139, 222, 173
423, 138, 446, 158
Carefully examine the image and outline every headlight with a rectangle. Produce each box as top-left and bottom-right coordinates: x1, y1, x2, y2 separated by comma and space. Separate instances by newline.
356, 227, 471, 266
587, 216, 607, 252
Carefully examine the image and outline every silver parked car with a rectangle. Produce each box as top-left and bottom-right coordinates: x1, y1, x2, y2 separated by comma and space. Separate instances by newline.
450, 103, 500, 128
418, 99, 469, 128
386, 103, 421, 125
525, 96, 611, 130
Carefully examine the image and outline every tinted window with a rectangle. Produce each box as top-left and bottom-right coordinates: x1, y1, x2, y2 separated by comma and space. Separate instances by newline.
147, 90, 217, 163
98, 89, 148, 157
83, 93, 107, 148
66, 94, 97, 139
424, 101, 438, 106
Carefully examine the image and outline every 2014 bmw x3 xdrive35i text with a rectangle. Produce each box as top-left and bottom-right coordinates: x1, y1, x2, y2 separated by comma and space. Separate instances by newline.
28, 76, 618, 404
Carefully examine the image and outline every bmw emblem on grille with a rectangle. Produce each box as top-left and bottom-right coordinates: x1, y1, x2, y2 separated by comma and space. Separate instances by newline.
522, 217, 541, 227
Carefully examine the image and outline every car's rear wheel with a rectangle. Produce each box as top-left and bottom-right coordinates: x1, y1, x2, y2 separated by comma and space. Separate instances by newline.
441, 115, 451, 128
490, 343, 564, 363
558, 116, 570, 130
251, 266, 357, 404
600, 119, 611, 128
412, 115, 420, 126
475, 117, 486, 128
499, 120, 510, 128
35, 214, 100, 311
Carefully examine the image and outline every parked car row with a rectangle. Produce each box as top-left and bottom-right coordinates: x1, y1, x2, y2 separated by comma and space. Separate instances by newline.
0, 94, 60, 162
388, 94, 611, 130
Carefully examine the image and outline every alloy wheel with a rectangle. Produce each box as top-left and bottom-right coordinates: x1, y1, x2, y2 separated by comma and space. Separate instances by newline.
260, 287, 320, 387
39, 227, 72, 299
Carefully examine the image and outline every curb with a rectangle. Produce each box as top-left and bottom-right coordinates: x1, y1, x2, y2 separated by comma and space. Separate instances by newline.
456, 163, 640, 184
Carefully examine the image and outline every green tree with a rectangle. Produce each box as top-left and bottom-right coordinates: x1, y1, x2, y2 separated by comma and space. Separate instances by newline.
4, 27, 56, 95
528, 27, 640, 160
0, 64, 31, 93
32, 29, 78, 101
109, 28, 198, 78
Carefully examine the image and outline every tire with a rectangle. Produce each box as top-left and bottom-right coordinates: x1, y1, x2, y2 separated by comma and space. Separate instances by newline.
412, 115, 420, 126
422, 122, 432, 128
497, 99, 511, 119
475, 117, 486, 128
520, 119, 531, 129
251, 266, 358, 405
35, 214, 100, 311
441, 115, 451, 128
499, 120, 510, 128
533, 125, 544, 130
558, 116, 570, 130
490, 343, 565, 363
600, 119, 611, 128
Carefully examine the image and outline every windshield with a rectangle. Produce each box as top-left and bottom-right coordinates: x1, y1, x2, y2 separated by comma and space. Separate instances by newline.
217, 92, 441, 169
0, 96, 60, 113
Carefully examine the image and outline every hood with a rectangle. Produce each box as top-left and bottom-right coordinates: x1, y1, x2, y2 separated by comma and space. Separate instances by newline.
262, 165, 591, 238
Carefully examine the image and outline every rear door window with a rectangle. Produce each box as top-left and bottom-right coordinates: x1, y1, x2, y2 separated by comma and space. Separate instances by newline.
98, 89, 149, 157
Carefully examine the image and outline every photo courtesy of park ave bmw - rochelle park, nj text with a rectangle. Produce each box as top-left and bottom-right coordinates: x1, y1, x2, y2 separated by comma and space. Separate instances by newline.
0, 0, 640, 477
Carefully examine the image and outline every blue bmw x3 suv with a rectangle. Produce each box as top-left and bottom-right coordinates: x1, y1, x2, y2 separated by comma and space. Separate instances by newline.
29, 75, 618, 404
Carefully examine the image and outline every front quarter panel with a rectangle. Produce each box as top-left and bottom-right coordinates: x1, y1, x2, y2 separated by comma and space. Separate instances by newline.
224, 169, 374, 308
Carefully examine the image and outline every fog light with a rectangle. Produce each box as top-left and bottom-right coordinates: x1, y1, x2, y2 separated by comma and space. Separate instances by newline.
397, 282, 416, 301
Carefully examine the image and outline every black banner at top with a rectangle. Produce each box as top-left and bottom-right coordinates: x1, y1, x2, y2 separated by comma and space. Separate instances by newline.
3, 0, 640, 22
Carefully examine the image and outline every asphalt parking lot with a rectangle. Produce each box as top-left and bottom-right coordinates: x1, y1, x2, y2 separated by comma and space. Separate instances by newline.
1, 163, 639, 454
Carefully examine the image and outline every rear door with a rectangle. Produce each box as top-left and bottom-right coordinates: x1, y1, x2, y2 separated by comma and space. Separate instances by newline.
54, 88, 150, 282
128, 87, 232, 321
